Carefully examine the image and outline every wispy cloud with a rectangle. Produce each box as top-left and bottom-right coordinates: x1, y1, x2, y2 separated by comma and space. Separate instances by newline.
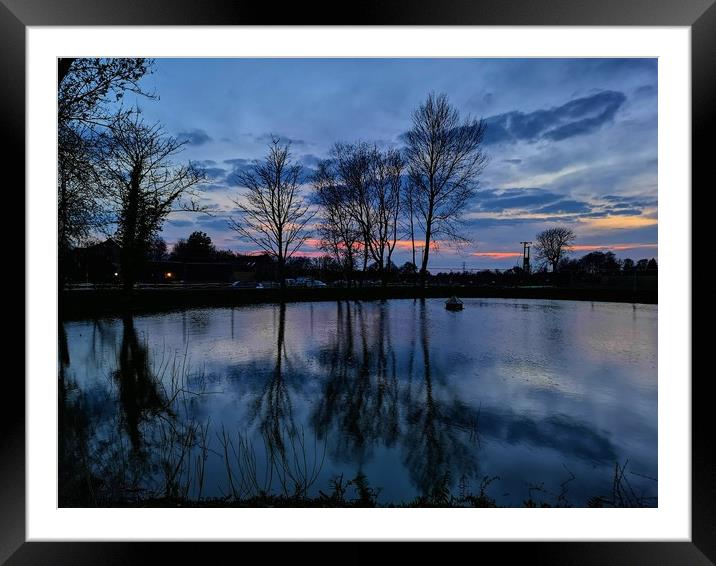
570, 243, 657, 252
580, 215, 657, 231
177, 128, 212, 146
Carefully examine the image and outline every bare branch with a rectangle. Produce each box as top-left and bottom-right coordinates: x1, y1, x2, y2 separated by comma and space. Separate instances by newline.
228, 139, 314, 288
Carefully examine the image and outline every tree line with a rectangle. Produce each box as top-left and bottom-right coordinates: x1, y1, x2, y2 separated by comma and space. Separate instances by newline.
531, 226, 656, 274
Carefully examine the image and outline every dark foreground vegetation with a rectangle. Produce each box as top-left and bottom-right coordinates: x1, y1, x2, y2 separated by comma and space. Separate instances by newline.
107, 461, 654, 509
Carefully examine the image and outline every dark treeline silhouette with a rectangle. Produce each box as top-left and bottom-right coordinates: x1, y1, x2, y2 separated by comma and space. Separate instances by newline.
65, 223, 657, 293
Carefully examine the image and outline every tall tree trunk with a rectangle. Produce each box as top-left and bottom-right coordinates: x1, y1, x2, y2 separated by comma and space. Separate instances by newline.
408, 199, 416, 270
419, 195, 434, 289
384, 248, 394, 289
360, 240, 369, 287
379, 246, 387, 288
419, 211, 433, 289
121, 172, 140, 291
58, 172, 69, 290
278, 253, 286, 291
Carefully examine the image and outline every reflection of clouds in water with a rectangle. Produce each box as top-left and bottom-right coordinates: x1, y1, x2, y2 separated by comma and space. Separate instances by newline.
61, 298, 657, 505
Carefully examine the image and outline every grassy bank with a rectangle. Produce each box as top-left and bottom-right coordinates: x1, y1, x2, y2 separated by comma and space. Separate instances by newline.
59, 285, 656, 319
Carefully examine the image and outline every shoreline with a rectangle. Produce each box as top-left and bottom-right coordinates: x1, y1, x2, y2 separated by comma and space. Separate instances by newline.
59, 285, 657, 319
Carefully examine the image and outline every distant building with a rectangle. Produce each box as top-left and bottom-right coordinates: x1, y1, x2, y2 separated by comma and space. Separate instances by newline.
70, 238, 121, 283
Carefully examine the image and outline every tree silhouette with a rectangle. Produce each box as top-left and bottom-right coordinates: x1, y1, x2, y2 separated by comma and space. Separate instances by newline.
171, 231, 216, 262
98, 112, 204, 289
229, 139, 314, 290
534, 227, 576, 272
404, 93, 488, 287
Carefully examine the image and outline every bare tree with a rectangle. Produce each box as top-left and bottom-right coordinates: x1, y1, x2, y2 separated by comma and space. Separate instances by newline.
229, 139, 315, 289
314, 161, 362, 287
98, 112, 204, 290
330, 142, 374, 278
320, 143, 404, 287
404, 93, 488, 287
366, 147, 403, 286
534, 227, 576, 272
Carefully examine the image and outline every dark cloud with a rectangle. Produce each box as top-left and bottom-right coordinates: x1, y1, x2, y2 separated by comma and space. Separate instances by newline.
224, 158, 256, 185
168, 219, 195, 228
195, 159, 218, 167
601, 195, 656, 208
299, 153, 322, 167
197, 167, 227, 181
470, 188, 652, 223
634, 84, 657, 98
177, 129, 212, 146
196, 217, 233, 231
197, 183, 230, 192
503, 158, 522, 164
253, 133, 308, 147
483, 91, 627, 145
224, 158, 252, 167
535, 200, 592, 214
224, 156, 317, 186
464, 216, 563, 230
474, 188, 563, 212
605, 207, 643, 216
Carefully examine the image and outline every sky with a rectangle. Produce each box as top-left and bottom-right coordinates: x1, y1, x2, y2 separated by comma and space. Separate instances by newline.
124, 58, 658, 270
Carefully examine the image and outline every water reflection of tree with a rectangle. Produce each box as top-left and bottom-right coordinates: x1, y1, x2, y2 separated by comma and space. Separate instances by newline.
400, 299, 480, 498
58, 320, 97, 506
113, 314, 168, 456
310, 299, 480, 498
59, 314, 210, 505
251, 302, 296, 456
311, 301, 400, 466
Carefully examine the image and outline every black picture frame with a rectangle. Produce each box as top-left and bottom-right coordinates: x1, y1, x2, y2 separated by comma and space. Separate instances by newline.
5, 0, 711, 563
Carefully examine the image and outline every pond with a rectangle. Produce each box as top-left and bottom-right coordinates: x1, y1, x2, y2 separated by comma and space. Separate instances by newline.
59, 298, 657, 507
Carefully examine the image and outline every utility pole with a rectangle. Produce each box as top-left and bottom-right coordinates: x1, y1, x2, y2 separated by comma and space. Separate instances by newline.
520, 241, 532, 273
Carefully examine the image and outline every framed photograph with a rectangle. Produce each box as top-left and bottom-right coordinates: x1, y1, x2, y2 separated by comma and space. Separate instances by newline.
6, 0, 710, 562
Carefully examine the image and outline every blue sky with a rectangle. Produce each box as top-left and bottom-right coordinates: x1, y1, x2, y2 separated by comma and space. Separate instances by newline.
125, 58, 658, 269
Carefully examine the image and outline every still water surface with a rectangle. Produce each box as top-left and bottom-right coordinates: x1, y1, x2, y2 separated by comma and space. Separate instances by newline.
59, 298, 657, 506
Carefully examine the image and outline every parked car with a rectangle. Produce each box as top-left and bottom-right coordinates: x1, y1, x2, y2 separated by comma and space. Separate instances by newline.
231, 281, 262, 289
310, 280, 327, 288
